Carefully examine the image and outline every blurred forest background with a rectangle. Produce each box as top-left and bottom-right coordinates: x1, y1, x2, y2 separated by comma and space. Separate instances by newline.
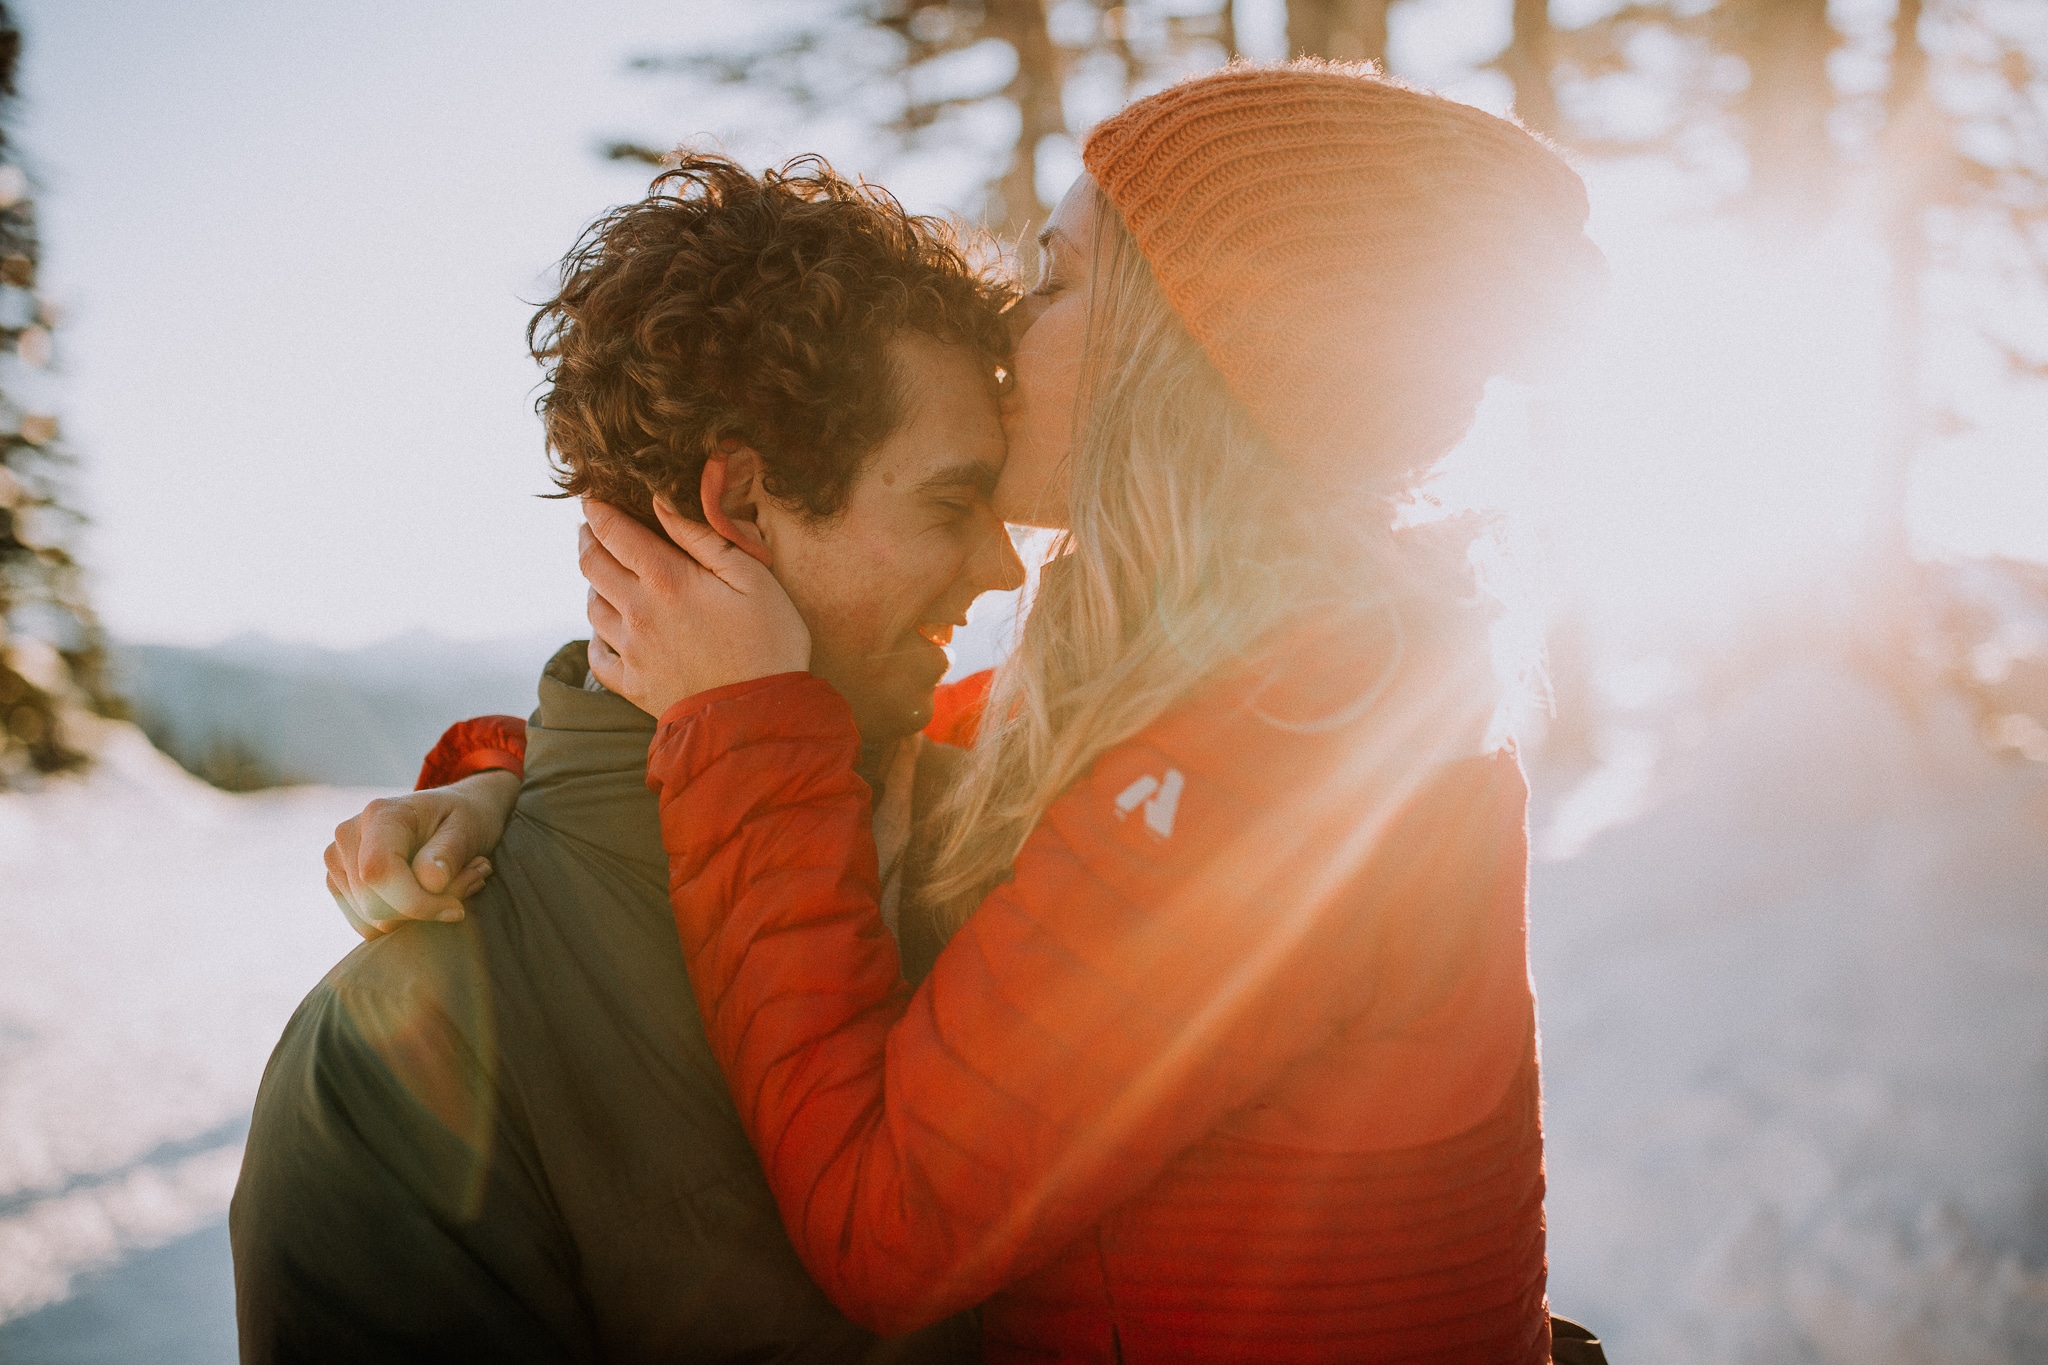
9, 0, 2048, 788
1, 1, 2045, 1363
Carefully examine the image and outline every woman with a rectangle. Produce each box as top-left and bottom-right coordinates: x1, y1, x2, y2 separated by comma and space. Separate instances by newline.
356, 63, 1600, 1362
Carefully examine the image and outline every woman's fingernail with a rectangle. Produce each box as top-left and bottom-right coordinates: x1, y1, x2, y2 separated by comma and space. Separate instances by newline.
438, 908, 464, 923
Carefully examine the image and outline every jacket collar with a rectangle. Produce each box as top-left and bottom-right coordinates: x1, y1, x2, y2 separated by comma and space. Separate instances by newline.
514, 640, 666, 878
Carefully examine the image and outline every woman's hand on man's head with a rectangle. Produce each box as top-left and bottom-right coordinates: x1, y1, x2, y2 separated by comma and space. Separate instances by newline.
580, 497, 812, 719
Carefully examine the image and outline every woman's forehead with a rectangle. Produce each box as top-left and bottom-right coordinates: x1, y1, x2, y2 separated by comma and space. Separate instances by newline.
1039, 174, 1101, 258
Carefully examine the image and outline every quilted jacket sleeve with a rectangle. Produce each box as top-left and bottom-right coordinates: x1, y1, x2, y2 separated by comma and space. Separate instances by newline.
415, 715, 528, 790
648, 671, 1435, 1335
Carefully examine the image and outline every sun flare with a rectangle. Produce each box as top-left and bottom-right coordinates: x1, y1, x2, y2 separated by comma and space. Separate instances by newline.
1434, 179, 1957, 656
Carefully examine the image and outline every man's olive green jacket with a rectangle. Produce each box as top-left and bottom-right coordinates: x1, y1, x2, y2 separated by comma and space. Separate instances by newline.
231, 643, 973, 1364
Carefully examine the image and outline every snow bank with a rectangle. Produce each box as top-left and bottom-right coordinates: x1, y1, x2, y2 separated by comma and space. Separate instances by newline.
1533, 657, 2048, 1362
0, 723, 369, 1322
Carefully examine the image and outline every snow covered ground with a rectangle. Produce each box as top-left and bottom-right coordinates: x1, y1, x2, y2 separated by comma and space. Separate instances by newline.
1534, 658, 2048, 1363
0, 648, 2043, 1361
0, 721, 366, 1338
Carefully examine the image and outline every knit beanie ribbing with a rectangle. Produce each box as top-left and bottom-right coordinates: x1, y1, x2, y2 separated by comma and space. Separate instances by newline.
1083, 62, 1599, 483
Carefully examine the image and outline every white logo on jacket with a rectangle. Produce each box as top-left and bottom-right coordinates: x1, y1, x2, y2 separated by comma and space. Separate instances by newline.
1114, 768, 1184, 839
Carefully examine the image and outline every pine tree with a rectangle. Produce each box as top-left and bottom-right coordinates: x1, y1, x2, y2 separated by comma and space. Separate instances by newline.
1284, 0, 1397, 66
607, 1, 1455, 245
0, 4, 115, 784
607, 0, 1239, 244
1492, 1, 2047, 541
1497, 0, 2048, 743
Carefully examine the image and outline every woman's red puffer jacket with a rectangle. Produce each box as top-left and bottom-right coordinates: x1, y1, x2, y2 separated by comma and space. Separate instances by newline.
647, 633, 1552, 1364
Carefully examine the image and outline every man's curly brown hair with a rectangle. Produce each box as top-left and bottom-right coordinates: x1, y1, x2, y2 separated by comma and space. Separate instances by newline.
530, 153, 1017, 528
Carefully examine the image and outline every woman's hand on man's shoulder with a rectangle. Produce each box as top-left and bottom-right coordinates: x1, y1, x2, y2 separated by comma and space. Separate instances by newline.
324, 771, 517, 939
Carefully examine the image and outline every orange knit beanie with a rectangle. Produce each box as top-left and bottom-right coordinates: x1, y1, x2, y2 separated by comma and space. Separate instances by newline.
1083, 61, 1599, 484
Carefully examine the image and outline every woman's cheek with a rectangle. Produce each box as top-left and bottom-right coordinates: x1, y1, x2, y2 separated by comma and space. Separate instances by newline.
996, 304, 1085, 528
994, 411, 1065, 527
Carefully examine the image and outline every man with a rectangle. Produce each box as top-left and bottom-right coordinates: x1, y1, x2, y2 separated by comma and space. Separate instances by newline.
231, 154, 1024, 1363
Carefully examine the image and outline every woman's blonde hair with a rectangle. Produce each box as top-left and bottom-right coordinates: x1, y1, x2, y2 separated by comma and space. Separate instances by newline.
917, 192, 1498, 928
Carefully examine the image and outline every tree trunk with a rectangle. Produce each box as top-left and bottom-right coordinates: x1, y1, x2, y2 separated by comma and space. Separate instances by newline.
1874, 0, 1932, 563
987, 0, 1064, 245
1286, 0, 1392, 66
1729, 0, 1838, 234
1504, 0, 1558, 136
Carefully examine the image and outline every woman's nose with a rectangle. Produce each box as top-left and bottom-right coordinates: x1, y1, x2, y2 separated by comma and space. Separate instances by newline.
1005, 293, 1049, 350
976, 515, 1028, 594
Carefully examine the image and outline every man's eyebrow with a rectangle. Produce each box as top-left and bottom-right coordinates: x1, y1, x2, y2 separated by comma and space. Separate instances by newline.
917, 461, 1000, 498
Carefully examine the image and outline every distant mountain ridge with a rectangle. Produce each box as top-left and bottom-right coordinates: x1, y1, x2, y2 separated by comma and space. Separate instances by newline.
107, 594, 1024, 793
111, 631, 575, 790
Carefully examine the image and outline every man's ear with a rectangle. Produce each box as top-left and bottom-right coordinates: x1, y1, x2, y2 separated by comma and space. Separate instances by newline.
698, 448, 773, 568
